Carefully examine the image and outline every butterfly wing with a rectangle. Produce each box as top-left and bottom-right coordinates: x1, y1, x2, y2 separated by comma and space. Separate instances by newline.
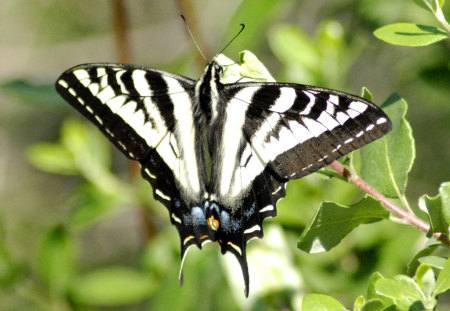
215, 80, 392, 212
55, 63, 207, 227
219, 82, 388, 176
236, 83, 392, 179
208, 82, 391, 290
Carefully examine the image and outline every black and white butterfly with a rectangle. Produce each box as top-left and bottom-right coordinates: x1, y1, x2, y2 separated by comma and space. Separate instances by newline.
55, 52, 391, 296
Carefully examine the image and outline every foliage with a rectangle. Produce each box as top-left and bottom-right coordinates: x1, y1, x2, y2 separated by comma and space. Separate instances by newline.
374, 0, 450, 46
0, 1, 449, 310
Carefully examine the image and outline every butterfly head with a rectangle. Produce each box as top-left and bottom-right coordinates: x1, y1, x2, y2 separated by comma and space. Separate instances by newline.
212, 61, 223, 75
203, 61, 223, 83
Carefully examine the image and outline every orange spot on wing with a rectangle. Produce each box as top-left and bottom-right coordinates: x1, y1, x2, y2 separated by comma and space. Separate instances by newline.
207, 215, 220, 231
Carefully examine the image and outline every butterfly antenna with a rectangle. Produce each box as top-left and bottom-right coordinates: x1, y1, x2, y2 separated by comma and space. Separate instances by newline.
181, 14, 207, 61
214, 23, 245, 61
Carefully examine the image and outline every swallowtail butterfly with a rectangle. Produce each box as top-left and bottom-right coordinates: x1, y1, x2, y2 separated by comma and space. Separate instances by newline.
56, 51, 391, 296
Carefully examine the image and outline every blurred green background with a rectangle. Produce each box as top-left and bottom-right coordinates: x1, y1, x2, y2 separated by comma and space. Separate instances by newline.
0, 0, 449, 310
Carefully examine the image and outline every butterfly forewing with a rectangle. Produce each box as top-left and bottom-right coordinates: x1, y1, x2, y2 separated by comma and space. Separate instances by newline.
56, 63, 206, 205
219, 82, 391, 184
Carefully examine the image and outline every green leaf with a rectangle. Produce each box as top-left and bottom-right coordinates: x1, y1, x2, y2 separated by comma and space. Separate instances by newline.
298, 196, 389, 253
0, 220, 20, 288
361, 87, 374, 102
37, 225, 75, 295
407, 244, 440, 275
61, 119, 112, 174
413, 0, 432, 12
316, 19, 349, 88
412, 0, 445, 12
360, 94, 415, 198
415, 264, 437, 308
367, 272, 396, 307
418, 193, 448, 235
375, 275, 426, 310
360, 300, 385, 311
374, 23, 448, 47
268, 24, 321, 78
354, 295, 365, 311
70, 266, 157, 306
435, 257, 450, 295
224, 0, 290, 55
440, 182, 450, 225
69, 183, 118, 227
0, 79, 63, 108
217, 51, 275, 83
367, 272, 385, 299
417, 181, 450, 236
302, 293, 346, 311
419, 256, 447, 270
239, 50, 275, 81
61, 119, 127, 195
27, 143, 78, 175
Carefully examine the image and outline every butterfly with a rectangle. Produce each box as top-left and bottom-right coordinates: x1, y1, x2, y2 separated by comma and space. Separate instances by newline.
55, 51, 392, 296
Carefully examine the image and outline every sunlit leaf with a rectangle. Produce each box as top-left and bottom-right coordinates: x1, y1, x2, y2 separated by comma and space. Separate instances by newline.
361, 87, 374, 102
366, 272, 396, 308
375, 275, 426, 310
224, 0, 290, 55
68, 183, 118, 227
61, 119, 112, 173
238, 50, 275, 81
412, 0, 445, 12
60, 119, 128, 195
360, 94, 415, 198
435, 257, 450, 295
37, 225, 75, 295
407, 244, 440, 275
415, 264, 437, 309
354, 295, 365, 311
419, 256, 447, 270
268, 24, 321, 81
70, 266, 157, 306
302, 293, 345, 311
418, 192, 448, 235
374, 23, 448, 47
27, 143, 78, 175
440, 182, 450, 225
360, 299, 385, 311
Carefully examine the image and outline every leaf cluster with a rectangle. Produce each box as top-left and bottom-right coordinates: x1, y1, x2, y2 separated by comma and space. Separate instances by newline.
374, 0, 450, 46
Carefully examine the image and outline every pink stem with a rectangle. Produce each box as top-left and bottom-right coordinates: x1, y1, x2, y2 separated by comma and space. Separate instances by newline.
329, 161, 450, 246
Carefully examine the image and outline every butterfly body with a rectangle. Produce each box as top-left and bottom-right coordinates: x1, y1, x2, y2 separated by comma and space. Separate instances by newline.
56, 57, 391, 296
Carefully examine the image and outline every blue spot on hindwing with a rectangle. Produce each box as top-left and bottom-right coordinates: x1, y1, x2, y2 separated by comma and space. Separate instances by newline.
244, 204, 256, 219
232, 218, 241, 232
183, 212, 192, 225
220, 210, 230, 231
191, 206, 206, 225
